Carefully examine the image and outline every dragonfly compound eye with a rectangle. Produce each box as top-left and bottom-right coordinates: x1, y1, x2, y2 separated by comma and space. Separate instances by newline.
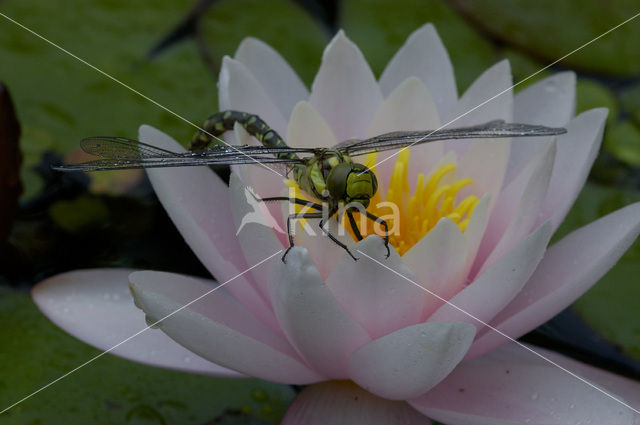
343, 165, 377, 208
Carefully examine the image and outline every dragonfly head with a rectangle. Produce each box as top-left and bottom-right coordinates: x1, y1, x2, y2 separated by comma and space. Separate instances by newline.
327, 162, 378, 209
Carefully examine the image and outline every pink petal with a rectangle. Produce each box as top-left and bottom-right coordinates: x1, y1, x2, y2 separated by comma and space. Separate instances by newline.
379, 23, 457, 119
428, 221, 552, 333
366, 76, 443, 194
536, 108, 608, 231
286, 101, 338, 149
444, 60, 513, 156
478, 140, 556, 273
269, 247, 371, 378
469, 201, 640, 358
32, 269, 239, 377
517, 344, 640, 413
140, 126, 272, 323
281, 381, 429, 425
235, 37, 309, 119
326, 236, 424, 339
309, 30, 383, 141
506, 72, 575, 182
348, 321, 475, 400
129, 270, 322, 384
402, 218, 468, 319
410, 344, 638, 425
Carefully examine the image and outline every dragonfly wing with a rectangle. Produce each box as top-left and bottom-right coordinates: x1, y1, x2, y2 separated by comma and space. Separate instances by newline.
54, 155, 304, 172
340, 121, 567, 156
81, 137, 178, 159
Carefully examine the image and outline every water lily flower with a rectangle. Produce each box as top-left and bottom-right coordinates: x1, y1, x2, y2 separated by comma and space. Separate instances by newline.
33, 24, 640, 424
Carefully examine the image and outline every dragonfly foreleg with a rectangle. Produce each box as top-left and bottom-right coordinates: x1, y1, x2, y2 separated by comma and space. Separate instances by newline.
319, 209, 358, 262
346, 211, 364, 241
364, 211, 390, 258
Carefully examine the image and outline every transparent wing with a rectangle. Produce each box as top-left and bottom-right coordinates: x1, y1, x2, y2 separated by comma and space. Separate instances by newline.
338, 121, 567, 156
55, 136, 314, 171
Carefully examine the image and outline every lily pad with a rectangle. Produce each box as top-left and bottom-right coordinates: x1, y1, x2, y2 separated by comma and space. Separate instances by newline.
340, 0, 496, 91
603, 121, 640, 167
0, 0, 217, 200
553, 183, 640, 361
450, 0, 640, 76
0, 288, 294, 424
199, 0, 328, 87
576, 79, 619, 125
620, 83, 640, 127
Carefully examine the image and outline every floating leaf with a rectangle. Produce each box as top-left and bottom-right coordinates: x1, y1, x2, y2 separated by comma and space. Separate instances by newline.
0, 289, 294, 424
451, 0, 640, 76
603, 121, 640, 167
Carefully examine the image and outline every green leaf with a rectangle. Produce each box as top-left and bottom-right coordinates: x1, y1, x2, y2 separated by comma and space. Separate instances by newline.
576, 79, 618, 126
0, 0, 217, 200
553, 183, 640, 361
199, 0, 328, 87
0, 289, 294, 424
450, 0, 640, 76
340, 0, 496, 92
603, 121, 640, 167
620, 83, 640, 127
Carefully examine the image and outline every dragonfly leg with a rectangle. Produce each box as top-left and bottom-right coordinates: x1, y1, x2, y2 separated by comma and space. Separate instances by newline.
364, 211, 390, 258
346, 210, 363, 241
283, 211, 324, 263
319, 210, 358, 262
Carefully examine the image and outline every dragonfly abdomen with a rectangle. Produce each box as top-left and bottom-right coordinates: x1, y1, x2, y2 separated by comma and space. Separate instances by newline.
191, 110, 297, 160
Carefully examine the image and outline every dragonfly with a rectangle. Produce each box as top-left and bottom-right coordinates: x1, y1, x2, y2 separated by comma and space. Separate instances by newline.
55, 110, 567, 262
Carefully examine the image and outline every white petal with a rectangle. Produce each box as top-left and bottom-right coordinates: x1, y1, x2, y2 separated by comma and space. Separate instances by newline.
457, 136, 510, 215
218, 57, 289, 200
281, 381, 430, 425
129, 270, 322, 384
366, 77, 443, 191
463, 194, 491, 275
410, 344, 638, 425
428, 221, 552, 333
32, 269, 240, 377
218, 56, 288, 135
379, 23, 457, 118
309, 30, 383, 141
478, 140, 556, 273
402, 218, 468, 319
537, 108, 608, 230
229, 172, 285, 304
506, 72, 576, 182
326, 236, 424, 338
444, 60, 513, 156
348, 322, 475, 400
269, 247, 371, 378
235, 37, 309, 119
287, 101, 338, 149
469, 202, 640, 358
140, 126, 272, 322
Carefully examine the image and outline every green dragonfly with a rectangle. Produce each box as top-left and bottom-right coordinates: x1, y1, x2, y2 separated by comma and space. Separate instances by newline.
55, 110, 566, 261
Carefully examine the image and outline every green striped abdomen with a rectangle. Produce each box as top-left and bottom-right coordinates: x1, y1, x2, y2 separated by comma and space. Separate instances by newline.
190, 110, 296, 160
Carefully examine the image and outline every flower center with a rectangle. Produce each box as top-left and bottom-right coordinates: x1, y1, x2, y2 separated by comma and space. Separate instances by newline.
284, 150, 478, 256
351, 150, 478, 255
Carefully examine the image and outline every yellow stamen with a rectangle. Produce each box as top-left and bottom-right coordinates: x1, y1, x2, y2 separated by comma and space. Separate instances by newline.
349, 151, 479, 256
